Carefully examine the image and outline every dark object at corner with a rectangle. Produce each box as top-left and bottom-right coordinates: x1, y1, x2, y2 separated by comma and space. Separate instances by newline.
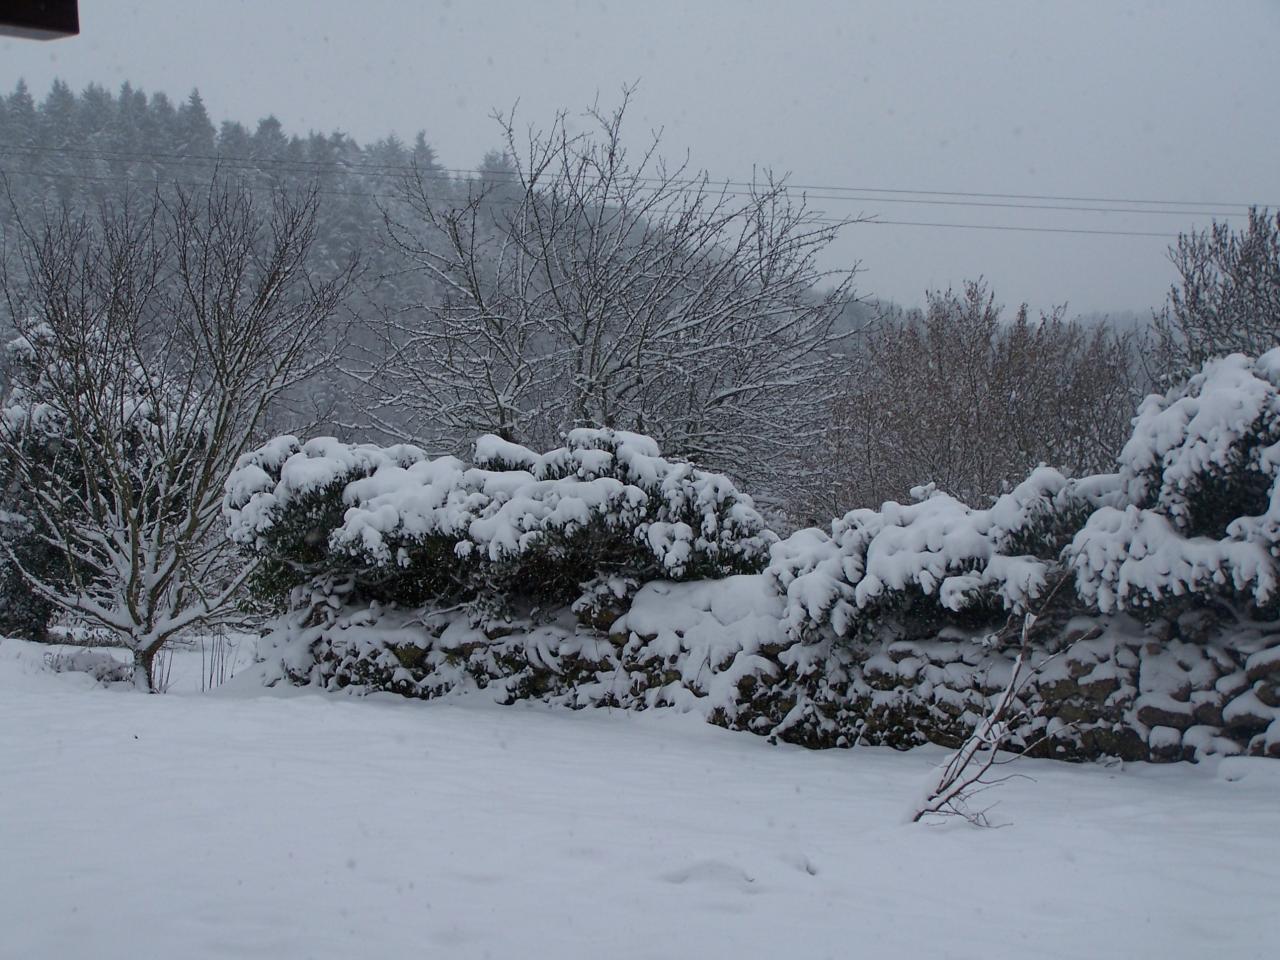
0, 1, 79, 40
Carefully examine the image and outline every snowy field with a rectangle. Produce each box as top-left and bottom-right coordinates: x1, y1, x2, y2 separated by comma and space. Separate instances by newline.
1, 638, 1276, 960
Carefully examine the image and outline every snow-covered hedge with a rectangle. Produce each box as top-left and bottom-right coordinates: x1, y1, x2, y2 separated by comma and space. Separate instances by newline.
0, 510, 57, 641
234, 353, 1280, 762
0, 328, 98, 641
231, 351, 1280, 645
775, 350, 1280, 642
225, 428, 774, 617
1068, 350, 1280, 615
768, 469, 1120, 642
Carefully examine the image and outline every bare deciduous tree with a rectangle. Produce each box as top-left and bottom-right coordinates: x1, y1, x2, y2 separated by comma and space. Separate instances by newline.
803, 280, 1137, 518
0, 181, 353, 689
357, 91, 862, 496
1152, 207, 1280, 383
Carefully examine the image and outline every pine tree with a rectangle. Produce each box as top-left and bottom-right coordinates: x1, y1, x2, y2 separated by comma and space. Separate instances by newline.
6, 80, 37, 149
176, 89, 216, 156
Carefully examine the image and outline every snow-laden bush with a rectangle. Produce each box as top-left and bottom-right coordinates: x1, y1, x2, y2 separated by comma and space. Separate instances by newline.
42, 647, 133, 684
0, 327, 94, 641
768, 468, 1119, 642
0, 510, 58, 641
773, 350, 1280, 639
236, 352, 1280, 762
1068, 350, 1280, 615
225, 428, 774, 616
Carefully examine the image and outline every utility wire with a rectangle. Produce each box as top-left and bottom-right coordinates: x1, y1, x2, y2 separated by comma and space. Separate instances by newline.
0, 161, 1186, 238
0, 166, 1184, 238
0, 145, 1233, 219
853, 220, 1176, 238
1, 142, 1272, 213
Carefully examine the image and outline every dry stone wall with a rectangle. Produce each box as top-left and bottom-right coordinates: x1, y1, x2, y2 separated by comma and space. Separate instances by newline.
262, 577, 1280, 762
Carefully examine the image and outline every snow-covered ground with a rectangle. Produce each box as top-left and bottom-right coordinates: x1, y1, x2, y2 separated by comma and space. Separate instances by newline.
1, 638, 1275, 960
39, 629, 261, 694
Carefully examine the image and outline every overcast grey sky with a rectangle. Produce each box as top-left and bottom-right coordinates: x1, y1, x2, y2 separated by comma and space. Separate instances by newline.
3, 0, 1277, 314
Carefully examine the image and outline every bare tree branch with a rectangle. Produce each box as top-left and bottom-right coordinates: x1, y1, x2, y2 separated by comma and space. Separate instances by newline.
359, 92, 863, 497
0, 177, 353, 689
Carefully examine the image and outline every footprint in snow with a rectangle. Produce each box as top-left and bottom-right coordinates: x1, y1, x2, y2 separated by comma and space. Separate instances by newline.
779, 851, 820, 876
660, 860, 758, 891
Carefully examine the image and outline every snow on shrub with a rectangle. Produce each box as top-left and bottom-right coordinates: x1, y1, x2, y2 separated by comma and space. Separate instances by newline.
0, 509, 57, 641
1117, 350, 1280, 534
1068, 350, 1280, 614
2, 327, 164, 608
224, 428, 774, 613
775, 350, 1280, 638
230, 356, 1280, 762
769, 468, 1115, 641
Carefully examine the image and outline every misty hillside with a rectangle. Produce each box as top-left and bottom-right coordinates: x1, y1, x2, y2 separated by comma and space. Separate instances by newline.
0, 80, 434, 263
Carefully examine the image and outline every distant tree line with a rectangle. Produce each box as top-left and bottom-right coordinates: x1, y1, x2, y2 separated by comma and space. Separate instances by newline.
0, 78, 438, 273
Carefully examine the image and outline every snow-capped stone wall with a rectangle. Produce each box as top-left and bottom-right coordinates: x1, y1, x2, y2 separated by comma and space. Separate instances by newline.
236, 352, 1280, 762
260, 574, 1280, 760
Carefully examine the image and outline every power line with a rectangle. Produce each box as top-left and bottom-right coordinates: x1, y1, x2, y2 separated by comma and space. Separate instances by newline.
0, 145, 1216, 219
776, 181, 1272, 211
0, 142, 1272, 214
0, 163, 1183, 239
851, 220, 1176, 238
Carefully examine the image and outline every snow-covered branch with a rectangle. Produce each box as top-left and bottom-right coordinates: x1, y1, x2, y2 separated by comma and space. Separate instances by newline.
363, 91, 864, 498
0, 178, 353, 689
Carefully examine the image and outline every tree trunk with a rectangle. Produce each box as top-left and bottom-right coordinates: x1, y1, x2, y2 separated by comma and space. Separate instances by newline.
132, 645, 158, 693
